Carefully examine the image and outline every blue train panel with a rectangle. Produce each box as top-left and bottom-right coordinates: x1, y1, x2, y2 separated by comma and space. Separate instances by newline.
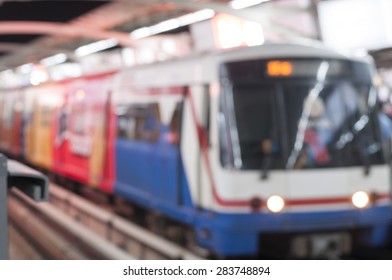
193, 205, 392, 256
114, 125, 195, 223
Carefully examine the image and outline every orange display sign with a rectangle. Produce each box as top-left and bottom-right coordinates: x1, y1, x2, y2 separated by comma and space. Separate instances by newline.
267, 61, 293, 76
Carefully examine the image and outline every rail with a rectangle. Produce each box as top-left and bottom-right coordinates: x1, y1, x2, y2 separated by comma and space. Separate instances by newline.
49, 184, 204, 260
9, 181, 205, 260
0, 154, 48, 260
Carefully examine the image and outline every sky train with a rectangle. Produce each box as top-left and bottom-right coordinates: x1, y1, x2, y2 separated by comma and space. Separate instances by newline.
0, 42, 391, 258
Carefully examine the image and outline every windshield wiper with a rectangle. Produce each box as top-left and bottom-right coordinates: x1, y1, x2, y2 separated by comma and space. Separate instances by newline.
261, 153, 272, 180
260, 139, 275, 180
355, 142, 371, 176
353, 114, 373, 176
336, 115, 372, 176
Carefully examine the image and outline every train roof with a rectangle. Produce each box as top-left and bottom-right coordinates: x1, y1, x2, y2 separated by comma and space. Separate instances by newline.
0, 42, 373, 90
215, 42, 372, 64
115, 42, 374, 88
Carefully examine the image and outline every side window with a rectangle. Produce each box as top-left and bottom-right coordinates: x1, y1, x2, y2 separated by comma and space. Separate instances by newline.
167, 101, 183, 145
117, 108, 133, 139
117, 103, 161, 143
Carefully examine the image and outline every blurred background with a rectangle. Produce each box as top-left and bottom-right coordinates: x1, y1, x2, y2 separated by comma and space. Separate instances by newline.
1, 0, 392, 260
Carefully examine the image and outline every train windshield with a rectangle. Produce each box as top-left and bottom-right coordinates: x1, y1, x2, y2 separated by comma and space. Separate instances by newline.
219, 58, 388, 170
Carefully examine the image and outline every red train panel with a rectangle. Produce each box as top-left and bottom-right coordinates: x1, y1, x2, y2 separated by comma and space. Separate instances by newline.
52, 74, 115, 193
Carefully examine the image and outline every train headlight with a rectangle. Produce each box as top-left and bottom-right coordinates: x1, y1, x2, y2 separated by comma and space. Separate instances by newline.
266, 195, 285, 213
352, 191, 370, 209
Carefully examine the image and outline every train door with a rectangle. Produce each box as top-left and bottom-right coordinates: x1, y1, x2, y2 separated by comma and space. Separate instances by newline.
0, 91, 13, 151
0, 93, 6, 150
157, 85, 209, 210
0, 90, 22, 156
114, 101, 161, 201
11, 90, 23, 157
175, 85, 211, 210
55, 78, 111, 188
157, 89, 185, 207
22, 85, 57, 169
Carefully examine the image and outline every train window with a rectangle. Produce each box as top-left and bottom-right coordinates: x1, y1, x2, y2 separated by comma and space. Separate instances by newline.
221, 59, 386, 170
284, 82, 385, 169
167, 102, 183, 146
231, 84, 283, 170
116, 103, 161, 143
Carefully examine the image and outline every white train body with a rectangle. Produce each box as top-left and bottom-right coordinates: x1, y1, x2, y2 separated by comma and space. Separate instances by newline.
110, 43, 392, 257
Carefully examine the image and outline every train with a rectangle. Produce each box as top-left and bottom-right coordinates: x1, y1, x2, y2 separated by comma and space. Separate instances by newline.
1, 42, 391, 258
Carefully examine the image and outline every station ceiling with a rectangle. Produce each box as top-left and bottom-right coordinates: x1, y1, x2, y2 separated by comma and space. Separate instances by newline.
0, 1, 107, 48
0, 0, 232, 69
0, 0, 391, 70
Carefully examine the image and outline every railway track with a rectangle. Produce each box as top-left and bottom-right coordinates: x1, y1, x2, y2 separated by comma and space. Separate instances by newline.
8, 168, 392, 260
8, 183, 206, 260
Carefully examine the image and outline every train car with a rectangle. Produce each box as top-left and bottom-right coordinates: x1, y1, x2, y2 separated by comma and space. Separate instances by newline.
1, 42, 391, 258
111, 43, 392, 258
13, 73, 115, 192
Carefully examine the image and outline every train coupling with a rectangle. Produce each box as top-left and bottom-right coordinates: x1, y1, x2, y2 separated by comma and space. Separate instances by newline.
291, 232, 351, 259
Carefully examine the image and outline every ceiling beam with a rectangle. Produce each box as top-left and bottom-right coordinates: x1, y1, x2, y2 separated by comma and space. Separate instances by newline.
0, 42, 23, 52
0, 21, 134, 46
130, 0, 313, 39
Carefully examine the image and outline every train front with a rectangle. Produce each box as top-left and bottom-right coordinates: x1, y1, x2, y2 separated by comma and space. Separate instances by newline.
208, 54, 392, 258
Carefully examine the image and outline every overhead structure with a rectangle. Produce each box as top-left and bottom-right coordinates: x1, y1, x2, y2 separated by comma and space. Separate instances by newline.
0, 21, 135, 46
0, 0, 319, 70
